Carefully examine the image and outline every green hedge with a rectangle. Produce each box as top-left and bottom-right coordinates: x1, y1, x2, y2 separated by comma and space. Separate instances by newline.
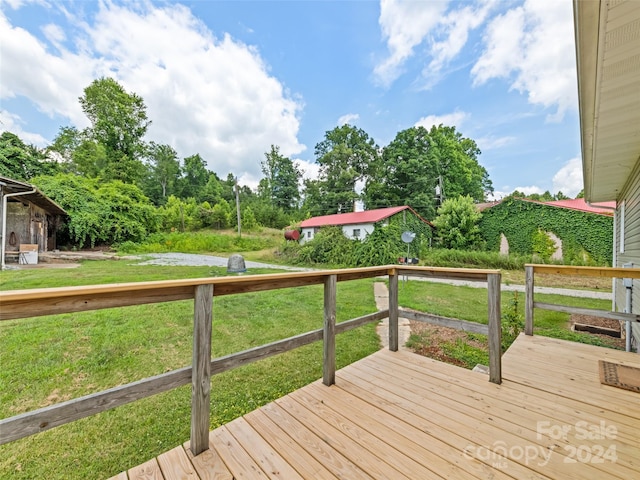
479, 199, 613, 265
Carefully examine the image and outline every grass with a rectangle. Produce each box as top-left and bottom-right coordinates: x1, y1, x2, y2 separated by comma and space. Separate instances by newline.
0, 260, 379, 479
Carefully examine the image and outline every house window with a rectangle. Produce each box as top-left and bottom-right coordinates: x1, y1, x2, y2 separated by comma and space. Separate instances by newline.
353, 228, 361, 238
307, 231, 312, 238
620, 201, 625, 254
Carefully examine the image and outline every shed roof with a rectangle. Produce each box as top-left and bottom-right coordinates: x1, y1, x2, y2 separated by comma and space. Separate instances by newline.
0, 176, 67, 216
300, 206, 434, 228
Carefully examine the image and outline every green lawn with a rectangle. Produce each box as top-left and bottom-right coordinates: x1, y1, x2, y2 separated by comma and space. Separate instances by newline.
0, 260, 380, 479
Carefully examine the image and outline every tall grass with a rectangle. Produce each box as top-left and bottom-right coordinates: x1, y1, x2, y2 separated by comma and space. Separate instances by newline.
117, 230, 279, 254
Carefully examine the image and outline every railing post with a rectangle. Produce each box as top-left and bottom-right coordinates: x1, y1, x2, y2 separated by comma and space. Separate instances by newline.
323, 274, 337, 386
388, 271, 399, 352
487, 273, 502, 384
191, 284, 213, 456
525, 265, 534, 335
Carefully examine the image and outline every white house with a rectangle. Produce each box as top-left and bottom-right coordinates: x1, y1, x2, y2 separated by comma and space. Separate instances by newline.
574, 0, 640, 348
299, 206, 433, 244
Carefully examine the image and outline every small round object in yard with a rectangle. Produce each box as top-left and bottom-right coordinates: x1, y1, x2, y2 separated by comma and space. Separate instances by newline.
227, 254, 247, 273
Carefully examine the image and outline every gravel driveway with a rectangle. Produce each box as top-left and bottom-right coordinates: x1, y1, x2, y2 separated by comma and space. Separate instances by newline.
135, 253, 316, 272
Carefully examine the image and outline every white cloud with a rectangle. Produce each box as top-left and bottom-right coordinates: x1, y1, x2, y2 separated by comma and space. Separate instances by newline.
0, 110, 49, 146
0, 2, 305, 181
374, 0, 448, 87
476, 135, 515, 151
0, 11, 93, 127
421, 0, 496, 88
471, 0, 577, 121
297, 159, 320, 182
552, 157, 583, 197
337, 113, 359, 126
415, 110, 469, 129
41, 23, 66, 47
375, 0, 497, 89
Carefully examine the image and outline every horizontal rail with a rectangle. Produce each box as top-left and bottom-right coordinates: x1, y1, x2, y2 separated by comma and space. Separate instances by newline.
0, 267, 390, 321
399, 309, 489, 335
397, 267, 496, 282
0, 308, 390, 445
0, 265, 499, 321
533, 302, 640, 323
0, 367, 193, 444
526, 264, 640, 279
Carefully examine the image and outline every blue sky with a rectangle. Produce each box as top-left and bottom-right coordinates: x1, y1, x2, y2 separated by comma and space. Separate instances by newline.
0, 0, 583, 198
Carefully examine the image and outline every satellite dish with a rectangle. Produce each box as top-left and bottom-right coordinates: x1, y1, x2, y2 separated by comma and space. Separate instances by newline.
401, 231, 416, 243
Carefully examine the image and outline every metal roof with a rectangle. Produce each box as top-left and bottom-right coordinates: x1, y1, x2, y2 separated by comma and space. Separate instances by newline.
300, 206, 434, 228
0, 176, 67, 216
544, 198, 615, 216
574, 0, 640, 202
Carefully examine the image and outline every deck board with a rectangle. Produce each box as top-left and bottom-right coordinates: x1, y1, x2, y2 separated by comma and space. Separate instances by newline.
113, 334, 640, 479
156, 446, 198, 480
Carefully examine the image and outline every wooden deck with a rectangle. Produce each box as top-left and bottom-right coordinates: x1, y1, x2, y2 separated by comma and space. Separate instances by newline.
110, 334, 640, 479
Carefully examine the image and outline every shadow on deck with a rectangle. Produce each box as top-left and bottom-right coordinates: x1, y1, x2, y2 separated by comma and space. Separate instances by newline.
111, 334, 640, 479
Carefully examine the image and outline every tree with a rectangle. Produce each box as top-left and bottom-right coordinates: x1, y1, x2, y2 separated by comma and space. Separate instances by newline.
200, 173, 223, 205
260, 145, 301, 211
0, 131, 60, 180
33, 173, 158, 247
179, 154, 209, 200
309, 124, 379, 215
143, 142, 180, 204
432, 195, 484, 250
364, 125, 492, 220
79, 77, 150, 183
210, 199, 232, 229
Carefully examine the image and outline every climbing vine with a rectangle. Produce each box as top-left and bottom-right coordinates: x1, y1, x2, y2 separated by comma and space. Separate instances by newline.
479, 199, 613, 266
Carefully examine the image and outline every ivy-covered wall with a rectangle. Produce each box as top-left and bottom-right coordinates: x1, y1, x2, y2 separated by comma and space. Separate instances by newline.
478, 199, 613, 265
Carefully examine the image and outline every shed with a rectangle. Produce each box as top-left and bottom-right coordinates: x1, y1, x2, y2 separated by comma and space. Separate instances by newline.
0, 176, 66, 266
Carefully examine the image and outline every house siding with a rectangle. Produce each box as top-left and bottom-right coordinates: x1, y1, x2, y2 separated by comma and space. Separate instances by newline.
300, 223, 375, 244
614, 158, 640, 346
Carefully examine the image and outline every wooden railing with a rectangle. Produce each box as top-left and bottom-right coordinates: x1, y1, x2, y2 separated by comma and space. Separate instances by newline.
0, 265, 502, 456
524, 264, 640, 338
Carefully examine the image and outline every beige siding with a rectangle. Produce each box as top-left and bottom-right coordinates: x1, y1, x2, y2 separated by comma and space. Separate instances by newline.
615, 159, 640, 346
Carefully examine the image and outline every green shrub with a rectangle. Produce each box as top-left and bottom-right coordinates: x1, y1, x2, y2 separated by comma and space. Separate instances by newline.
298, 227, 355, 265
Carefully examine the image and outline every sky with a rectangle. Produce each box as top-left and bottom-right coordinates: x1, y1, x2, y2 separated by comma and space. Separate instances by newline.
0, 0, 584, 199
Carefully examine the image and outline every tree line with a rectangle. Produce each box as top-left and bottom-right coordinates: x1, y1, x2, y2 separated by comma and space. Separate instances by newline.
0, 76, 569, 249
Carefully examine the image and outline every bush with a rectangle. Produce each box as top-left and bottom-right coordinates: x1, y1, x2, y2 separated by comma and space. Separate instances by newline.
298, 227, 355, 266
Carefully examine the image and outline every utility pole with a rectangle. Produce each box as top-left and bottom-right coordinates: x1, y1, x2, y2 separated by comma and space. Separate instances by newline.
235, 176, 241, 238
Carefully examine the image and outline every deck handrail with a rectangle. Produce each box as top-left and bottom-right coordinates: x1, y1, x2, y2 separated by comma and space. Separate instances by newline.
524, 264, 640, 336
0, 265, 502, 455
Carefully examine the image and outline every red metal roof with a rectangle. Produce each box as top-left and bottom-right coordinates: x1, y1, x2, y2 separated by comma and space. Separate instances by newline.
544, 198, 616, 216
300, 206, 433, 228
